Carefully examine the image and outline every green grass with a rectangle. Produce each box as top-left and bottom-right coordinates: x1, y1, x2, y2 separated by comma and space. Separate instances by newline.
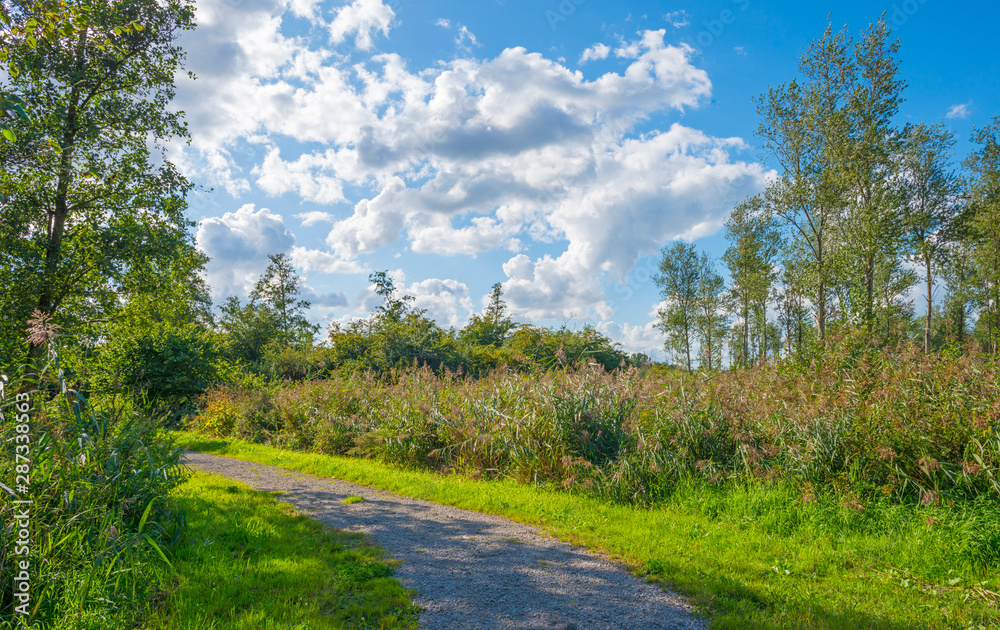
173, 431, 1000, 630
144, 470, 419, 630
342, 496, 365, 505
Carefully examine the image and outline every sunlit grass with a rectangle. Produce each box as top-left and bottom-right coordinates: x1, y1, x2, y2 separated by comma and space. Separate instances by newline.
143, 470, 418, 630
174, 432, 1000, 630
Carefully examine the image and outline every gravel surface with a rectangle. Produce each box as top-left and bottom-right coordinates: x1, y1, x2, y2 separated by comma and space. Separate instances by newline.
184, 452, 707, 630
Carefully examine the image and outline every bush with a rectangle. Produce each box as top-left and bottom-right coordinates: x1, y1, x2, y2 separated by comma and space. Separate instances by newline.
93, 323, 219, 425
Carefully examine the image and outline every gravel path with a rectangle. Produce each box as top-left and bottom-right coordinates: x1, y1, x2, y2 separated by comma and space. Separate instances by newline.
184, 452, 707, 630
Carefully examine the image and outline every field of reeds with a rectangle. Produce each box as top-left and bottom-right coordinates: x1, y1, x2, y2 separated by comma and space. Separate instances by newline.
190, 339, 1000, 510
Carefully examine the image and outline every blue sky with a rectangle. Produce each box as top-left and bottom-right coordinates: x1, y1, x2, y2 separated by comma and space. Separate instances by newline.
170, 0, 1000, 358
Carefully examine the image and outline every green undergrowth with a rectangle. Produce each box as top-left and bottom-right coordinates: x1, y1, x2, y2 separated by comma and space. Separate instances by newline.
144, 470, 418, 630
174, 431, 1000, 630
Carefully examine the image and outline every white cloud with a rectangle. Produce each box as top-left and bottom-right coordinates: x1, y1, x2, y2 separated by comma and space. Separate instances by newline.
295, 211, 337, 226
253, 147, 347, 204
176, 23, 769, 322
435, 18, 451, 29
329, 0, 395, 51
196, 204, 296, 297
734, 46, 747, 56
289, 246, 366, 274
579, 42, 610, 64
456, 25, 479, 51
664, 10, 689, 28
405, 278, 474, 327
946, 102, 972, 120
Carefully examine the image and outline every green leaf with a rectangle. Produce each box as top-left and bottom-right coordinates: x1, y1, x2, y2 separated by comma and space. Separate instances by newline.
137, 498, 155, 533
2, 128, 15, 142
143, 534, 173, 568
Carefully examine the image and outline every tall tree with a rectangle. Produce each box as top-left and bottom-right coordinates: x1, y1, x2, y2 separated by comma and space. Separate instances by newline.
899, 122, 963, 352
694, 252, 729, 371
828, 17, 907, 330
724, 196, 781, 366
755, 73, 840, 341
654, 242, 701, 370
964, 116, 1000, 352
0, 0, 196, 367
250, 253, 316, 344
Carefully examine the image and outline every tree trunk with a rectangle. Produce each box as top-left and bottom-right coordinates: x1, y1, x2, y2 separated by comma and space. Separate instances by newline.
924, 256, 932, 354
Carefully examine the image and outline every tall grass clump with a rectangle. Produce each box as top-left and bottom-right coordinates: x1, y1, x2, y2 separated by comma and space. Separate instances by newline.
0, 328, 186, 629
190, 338, 1000, 510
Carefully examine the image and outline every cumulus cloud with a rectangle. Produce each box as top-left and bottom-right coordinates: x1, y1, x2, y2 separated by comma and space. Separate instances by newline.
196, 204, 296, 297
289, 246, 366, 274
176, 20, 769, 323
329, 0, 395, 50
579, 42, 610, 64
946, 102, 972, 119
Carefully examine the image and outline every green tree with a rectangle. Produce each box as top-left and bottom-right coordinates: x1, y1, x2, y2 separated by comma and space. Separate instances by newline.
899, 122, 963, 352
695, 252, 729, 371
461, 282, 516, 348
654, 242, 701, 370
218, 296, 280, 367
0, 0, 196, 368
828, 17, 907, 330
250, 252, 317, 345
724, 196, 781, 366
964, 116, 1000, 352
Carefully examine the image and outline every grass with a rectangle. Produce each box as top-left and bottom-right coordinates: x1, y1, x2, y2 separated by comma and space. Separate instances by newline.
342, 496, 365, 505
173, 431, 1000, 630
144, 470, 419, 629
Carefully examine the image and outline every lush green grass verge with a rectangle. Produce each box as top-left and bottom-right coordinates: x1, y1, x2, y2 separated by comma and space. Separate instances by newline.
144, 470, 419, 630
173, 431, 1000, 630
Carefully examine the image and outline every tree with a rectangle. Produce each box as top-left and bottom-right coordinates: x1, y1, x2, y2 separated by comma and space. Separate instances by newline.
899, 123, 962, 352
964, 116, 1000, 352
461, 282, 516, 348
755, 16, 911, 341
694, 252, 729, 371
0, 0, 197, 368
828, 17, 907, 331
654, 242, 701, 370
724, 196, 781, 366
218, 296, 280, 366
755, 73, 840, 341
250, 253, 317, 345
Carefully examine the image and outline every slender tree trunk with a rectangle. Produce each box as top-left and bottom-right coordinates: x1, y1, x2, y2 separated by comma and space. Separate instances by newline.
924, 256, 933, 354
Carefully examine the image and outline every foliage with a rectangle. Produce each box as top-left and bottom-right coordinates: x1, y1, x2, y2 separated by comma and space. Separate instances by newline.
0, 337, 186, 628
187, 341, 1000, 509
250, 253, 318, 346
0, 0, 197, 370
92, 322, 219, 425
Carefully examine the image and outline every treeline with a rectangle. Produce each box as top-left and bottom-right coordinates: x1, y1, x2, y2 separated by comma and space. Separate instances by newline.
655, 18, 1000, 370
210, 256, 638, 381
